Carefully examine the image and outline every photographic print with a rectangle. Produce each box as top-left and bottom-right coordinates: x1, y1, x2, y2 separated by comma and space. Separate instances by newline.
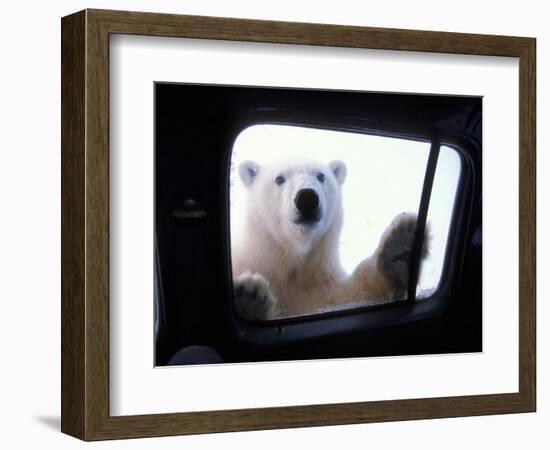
62, 9, 535, 440
154, 83, 482, 366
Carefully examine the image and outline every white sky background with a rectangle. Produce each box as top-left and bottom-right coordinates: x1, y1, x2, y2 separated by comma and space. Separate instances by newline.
230, 124, 461, 296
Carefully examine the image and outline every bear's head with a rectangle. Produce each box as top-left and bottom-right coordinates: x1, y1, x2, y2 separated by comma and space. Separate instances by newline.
238, 158, 347, 256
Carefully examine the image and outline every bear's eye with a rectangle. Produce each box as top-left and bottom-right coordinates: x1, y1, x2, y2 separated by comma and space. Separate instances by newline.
275, 175, 286, 185
317, 173, 325, 183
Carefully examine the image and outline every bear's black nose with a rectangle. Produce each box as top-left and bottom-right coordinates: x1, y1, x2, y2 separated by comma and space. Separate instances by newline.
295, 188, 319, 213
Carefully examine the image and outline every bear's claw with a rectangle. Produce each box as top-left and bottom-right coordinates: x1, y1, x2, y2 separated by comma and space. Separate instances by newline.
233, 272, 278, 321
376, 212, 430, 288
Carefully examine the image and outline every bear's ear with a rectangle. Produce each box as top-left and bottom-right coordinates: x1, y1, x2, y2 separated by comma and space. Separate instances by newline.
329, 160, 347, 184
238, 161, 260, 187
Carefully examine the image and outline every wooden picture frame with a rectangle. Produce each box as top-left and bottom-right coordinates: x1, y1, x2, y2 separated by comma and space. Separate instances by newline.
61, 9, 536, 441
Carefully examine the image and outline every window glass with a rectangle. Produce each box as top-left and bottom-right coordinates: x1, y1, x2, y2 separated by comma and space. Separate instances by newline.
417, 145, 462, 298
230, 124, 461, 319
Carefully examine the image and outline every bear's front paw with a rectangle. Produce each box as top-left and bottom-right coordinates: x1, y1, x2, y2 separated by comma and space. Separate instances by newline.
376, 212, 430, 288
233, 272, 278, 321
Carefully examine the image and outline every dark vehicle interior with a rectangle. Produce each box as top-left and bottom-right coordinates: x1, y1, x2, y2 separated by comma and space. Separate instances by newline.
154, 83, 482, 366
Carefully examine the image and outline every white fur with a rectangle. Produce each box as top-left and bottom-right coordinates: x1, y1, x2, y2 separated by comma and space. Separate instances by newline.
232, 158, 428, 320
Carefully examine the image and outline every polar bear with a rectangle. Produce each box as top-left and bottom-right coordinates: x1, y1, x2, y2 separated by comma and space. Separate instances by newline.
232, 158, 429, 320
